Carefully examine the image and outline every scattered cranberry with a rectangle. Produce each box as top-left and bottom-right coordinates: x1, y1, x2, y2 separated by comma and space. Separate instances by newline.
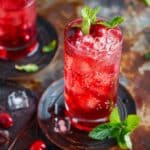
90, 24, 107, 37
0, 130, 9, 145
30, 140, 46, 150
0, 113, 14, 128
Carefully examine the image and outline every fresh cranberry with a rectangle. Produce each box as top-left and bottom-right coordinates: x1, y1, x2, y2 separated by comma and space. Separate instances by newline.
90, 24, 107, 37
0, 113, 13, 128
68, 27, 83, 43
30, 140, 46, 150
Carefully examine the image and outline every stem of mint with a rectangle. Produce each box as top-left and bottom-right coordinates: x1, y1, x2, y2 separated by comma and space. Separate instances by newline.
81, 6, 100, 34
98, 16, 125, 28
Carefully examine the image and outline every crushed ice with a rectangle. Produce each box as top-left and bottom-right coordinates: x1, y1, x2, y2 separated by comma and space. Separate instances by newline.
8, 91, 29, 110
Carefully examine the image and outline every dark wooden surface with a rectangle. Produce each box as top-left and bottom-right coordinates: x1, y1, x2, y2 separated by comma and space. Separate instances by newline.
0, 0, 150, 150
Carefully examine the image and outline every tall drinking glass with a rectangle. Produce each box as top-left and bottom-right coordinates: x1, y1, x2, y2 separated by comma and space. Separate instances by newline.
64, 18, 123, 131
0, 0, 37, 60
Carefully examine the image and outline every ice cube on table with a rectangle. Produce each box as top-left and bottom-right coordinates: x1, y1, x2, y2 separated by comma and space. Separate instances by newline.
8, 91, 29, 110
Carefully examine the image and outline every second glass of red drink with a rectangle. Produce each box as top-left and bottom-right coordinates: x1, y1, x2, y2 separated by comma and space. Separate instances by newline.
0, 0, 37, 60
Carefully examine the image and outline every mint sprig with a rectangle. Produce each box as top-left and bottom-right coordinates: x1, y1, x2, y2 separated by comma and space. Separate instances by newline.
89, 107, 140, 149
99, 16, 124, 28
42, 40, 57, 53
81, 6, 100, 34
15, 64, 39, 73
81, 6, 124, 34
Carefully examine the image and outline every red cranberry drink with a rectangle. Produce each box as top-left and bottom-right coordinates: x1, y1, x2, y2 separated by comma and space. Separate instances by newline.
64, 6, 124, 131
0, 0, 37, 60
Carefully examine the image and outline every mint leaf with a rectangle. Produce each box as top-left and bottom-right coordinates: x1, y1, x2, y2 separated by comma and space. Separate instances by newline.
99, 16, 124, 28
89, 123, 112, 140
124, 115, 140, 132
15, 64, 39, 73
117, 135, 128, 149
81, 18, 91, 35
89, 106, 140, 150
109, 123, 122, 138
117, 129, 129, 149
117, 132, 132, 150
124, 133, 132, 150
43, 40, 57, 53
109, 107, 121, 124
89, 123, 122, 140
81, 6, 100, 34
144, 0, 150, 6
144, 51, 150, 59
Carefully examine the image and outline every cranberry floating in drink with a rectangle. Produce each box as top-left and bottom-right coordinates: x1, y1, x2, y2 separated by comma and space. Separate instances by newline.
0, 0, 37, 60
64, 6, 124, 131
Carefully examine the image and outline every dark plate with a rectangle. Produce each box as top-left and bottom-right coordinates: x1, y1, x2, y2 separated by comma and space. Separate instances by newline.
38, 78, 136, 150
0, 16, 58, 79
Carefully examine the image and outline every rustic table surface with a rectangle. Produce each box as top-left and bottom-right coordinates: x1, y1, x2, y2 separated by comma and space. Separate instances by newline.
0, 0, 150, 150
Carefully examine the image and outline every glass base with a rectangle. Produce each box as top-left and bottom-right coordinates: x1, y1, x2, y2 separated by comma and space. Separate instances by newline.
38, 78, 136, 150
0, 41, 39, 60
65, 109, 109, 131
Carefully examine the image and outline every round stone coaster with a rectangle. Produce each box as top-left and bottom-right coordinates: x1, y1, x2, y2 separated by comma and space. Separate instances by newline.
38, 78, 136, 150
0, 16, 58, 79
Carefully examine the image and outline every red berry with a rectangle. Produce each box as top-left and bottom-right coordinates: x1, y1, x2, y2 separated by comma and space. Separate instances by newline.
74, 28, 83, 38
30, 140, 46, 150
68, 27, 83, 43
90, 24, 107, 37
0, 113, 14, 128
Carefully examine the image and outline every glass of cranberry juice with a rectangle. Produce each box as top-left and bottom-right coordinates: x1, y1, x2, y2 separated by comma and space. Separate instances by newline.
0, 0, 37, 60
64, 18, 123, 131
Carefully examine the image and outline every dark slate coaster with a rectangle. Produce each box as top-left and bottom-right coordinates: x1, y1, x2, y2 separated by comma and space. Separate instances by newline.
37, 79, 136, 150
0, 16, 58, 79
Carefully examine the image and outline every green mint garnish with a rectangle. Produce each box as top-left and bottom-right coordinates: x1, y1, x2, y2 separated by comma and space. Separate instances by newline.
15, 64, 39, 73
89, 107, 140, 150
143, 0, 150, 6
81, 6, 100, 34
109, 107, 121, 123
99, 16, 124, 28
144, 51, 150, 59
81, 6, 124, 34
42, 40, 57, 53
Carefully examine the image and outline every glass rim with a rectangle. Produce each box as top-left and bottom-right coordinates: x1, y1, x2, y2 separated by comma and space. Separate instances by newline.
64, 17, 123, 53
0, 0, 36, 11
